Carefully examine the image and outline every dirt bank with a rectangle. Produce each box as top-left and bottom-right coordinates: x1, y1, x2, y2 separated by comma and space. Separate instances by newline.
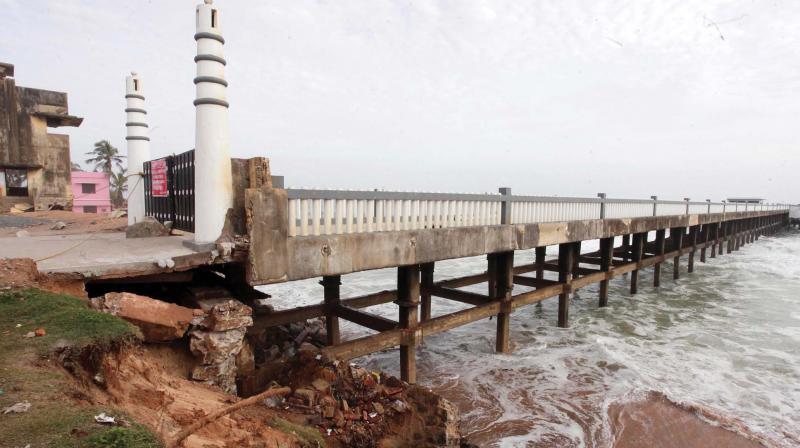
0, 258, 86, 297
609, 392, 770, 448
0, 210, 126, 237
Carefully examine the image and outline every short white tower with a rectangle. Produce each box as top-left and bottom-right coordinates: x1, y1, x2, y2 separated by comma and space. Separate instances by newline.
192, 0, 233, 245
125, 72, 150, 225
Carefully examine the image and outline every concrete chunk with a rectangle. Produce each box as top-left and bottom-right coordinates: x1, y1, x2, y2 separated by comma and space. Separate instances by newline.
90, 292, 195, 342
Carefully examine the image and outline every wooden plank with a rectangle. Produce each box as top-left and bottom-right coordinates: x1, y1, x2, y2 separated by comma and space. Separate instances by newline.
334, 304, 397, 332
512, 283, 565, 308
495, 251, 514, 354
571, 270, 607, 291
420, 262, 434, 322
397, 265, 420, 383
322, 275, 341, 345
436, 272, 487, 288
421, 302, 501, 337
428, 285, 489, 306
320, 329, 404, 361
512, 275, 559, 288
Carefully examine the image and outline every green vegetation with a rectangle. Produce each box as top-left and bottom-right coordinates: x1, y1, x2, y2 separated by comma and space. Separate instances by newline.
0, 289, 159, 447
270, 417, 326, 447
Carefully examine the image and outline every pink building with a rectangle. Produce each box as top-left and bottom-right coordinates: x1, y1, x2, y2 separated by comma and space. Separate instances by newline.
71, 171, 112, 213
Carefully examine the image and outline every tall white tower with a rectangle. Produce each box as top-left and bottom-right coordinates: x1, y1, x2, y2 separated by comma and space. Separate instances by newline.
193, 0, 233, 245
125, 72, 150, 225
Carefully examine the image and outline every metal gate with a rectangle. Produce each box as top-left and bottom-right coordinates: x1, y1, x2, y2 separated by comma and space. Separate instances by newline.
143, 149, 195, 232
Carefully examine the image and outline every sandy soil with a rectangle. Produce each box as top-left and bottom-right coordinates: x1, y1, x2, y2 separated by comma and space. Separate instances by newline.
0, 258, 86, 297
0, 210, 126, 237
609, 392, 768, 448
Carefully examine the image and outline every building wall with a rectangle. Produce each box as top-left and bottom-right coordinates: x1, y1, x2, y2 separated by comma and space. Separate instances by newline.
0, 67, 81, 211
71, 171, 111, 213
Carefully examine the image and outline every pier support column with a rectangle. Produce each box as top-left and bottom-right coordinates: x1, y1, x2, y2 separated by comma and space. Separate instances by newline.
420, 262, 434, 322
688, 225, 699, 273
621, 234, 631, 263
493, 251, 514, 353
397, 265, 420, 383
321, 275, 341, 346
653, 229, 666, 287
630, 233, 645, 294
535, 247, 546, 280
700, 224, 708, 263
672, 227, 685, 280
572, 241, 581, 274
734, 221, 741, 251
710, 223, 718, 259
535, 246, 546, 309
598, 237, 613, 307
557, 244, 574, 328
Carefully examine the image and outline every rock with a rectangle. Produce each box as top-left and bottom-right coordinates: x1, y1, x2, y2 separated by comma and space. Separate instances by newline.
406, 386, 461, 447
293, 388, 316, 406
191, 357, 238, 394
49, 221, 67, 230
2, 401, 31, 414
125, 217, 169, 238
311, 378, 330, 392
189, 328, 247, 364
15, 230, 29, 238
372, 402, 385, 414
191, 299, 253, 332
235, 339, 256, 376
90, 292, 194, 342
13, 203, 33, 212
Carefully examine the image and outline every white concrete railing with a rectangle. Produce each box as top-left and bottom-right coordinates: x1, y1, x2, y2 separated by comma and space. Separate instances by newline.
285, 188, 790, 237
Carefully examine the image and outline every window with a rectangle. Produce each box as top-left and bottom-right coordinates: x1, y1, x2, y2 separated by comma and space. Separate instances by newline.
133, 79, 139, 91
211, 9, 217, 28
81, 183, 96, 194
3, 169, 28, 197
84, 206, 97, 214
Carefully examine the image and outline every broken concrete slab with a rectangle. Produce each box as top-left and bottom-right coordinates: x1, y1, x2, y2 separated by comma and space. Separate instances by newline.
90, 292, 196, 342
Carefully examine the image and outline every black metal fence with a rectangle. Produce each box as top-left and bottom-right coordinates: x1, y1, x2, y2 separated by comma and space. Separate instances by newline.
143, 149, 195, 232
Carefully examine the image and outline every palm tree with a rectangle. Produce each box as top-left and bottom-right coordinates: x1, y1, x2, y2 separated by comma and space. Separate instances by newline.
110, 169, 128, 208
85, 140, 124, 173
70, 162, 83, 171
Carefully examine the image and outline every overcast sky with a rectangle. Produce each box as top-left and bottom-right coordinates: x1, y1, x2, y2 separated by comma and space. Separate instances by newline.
1, 0, 798, 202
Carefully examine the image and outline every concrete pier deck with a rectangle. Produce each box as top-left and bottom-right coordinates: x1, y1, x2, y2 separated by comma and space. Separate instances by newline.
0, 232, 239, 279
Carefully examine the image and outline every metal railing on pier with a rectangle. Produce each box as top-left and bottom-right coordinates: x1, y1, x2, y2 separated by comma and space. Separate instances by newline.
285, 188, 790, 238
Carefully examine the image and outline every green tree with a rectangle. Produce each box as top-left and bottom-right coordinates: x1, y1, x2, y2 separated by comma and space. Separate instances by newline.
85, 140, 124, 173
110, 169, 128, 208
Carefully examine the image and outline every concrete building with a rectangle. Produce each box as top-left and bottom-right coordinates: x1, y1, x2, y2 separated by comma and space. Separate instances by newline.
0, 62, 83, 212
71, 171, 111, 213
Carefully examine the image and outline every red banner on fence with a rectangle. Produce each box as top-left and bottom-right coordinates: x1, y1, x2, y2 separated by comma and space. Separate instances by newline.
150, 159, 169, 197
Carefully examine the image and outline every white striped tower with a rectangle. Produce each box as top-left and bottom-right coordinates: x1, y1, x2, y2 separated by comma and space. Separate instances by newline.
124, 72, 150, 225
193, 0, 233, 244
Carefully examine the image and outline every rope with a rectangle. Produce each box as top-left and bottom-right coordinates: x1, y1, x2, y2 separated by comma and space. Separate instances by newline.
34, 232, 99, 263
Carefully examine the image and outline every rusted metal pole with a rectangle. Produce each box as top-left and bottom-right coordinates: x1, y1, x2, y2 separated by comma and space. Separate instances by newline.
397, 265, 420, 383
558, 243, 574, 328
688, 225, 699, 273
598, 237, 613, 307
494, 251, 514, 353
420, 262, 434, 322
672, 227, 685, 280
321, 275, 342, 346
630, 233, 645, 294
653, 229, 666, 287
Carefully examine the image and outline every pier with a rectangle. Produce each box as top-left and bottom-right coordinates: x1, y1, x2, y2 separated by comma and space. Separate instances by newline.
240, 186, 788, 382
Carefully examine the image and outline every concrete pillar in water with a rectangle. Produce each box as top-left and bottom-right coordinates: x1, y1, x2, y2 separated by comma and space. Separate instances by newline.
124, 73, 150, 225
193, 0, 233, 246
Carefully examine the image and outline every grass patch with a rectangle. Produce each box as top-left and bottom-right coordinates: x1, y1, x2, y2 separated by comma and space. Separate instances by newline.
0, 288, 159, 447
270, 417, 326, 447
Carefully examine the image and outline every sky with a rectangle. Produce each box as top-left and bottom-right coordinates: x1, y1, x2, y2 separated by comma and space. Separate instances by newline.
1, 0, 798, 202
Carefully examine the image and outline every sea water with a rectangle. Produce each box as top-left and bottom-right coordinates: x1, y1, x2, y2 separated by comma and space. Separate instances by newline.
260, 229, 800, 447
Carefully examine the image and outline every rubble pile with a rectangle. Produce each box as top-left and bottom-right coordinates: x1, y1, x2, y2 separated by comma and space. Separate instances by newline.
188, 298, 254, 394
250, 318, 328, 364
267, 351, 464, 447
